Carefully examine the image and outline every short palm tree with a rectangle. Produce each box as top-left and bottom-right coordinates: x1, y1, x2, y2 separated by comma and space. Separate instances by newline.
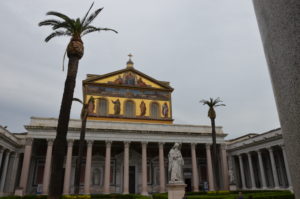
39, 4, 117, 199
200, 97, 225, 191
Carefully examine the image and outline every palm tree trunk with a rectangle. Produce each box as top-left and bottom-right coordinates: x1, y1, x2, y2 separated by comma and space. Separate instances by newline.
74, 111, 88, 194
211, 118, 220, 191
48, 57, 79, 199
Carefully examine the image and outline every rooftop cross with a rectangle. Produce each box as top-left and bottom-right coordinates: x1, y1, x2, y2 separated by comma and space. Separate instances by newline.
126, 53, 134, 68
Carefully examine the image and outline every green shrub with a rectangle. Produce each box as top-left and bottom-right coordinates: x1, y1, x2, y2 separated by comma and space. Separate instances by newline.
152, 193, 167, 199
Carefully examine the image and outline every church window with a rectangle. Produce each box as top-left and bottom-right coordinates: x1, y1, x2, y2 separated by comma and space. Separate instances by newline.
98, 98, 108, 116
150, 102, 160, 119
125, 100, 135, 117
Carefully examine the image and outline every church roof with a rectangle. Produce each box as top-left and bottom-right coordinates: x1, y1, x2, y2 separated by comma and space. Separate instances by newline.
84, 67, 173, 91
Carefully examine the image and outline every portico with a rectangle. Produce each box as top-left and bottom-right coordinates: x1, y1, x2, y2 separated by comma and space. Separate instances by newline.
227, 129, 292, 191
15, 117, 228, 195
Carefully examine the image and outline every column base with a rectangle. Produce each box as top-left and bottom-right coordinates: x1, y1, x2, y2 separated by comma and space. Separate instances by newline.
14, 188, 25, 196
141, 191, 148, 196
167, 183, 186, 199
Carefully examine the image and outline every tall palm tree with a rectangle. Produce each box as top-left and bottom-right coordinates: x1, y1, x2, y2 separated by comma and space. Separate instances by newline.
72, 97, 94, 194
200, 97, 225, 191
39, 4, 117, 199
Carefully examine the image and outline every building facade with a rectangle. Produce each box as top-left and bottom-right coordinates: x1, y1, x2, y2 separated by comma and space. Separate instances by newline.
0, 58, 293, 196
227, 128, 292, 191
0, 58, 229, 196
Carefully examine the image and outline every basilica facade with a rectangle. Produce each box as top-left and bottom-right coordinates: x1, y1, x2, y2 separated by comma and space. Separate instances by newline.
0, 58, 228, 196
0, 58, 292, 196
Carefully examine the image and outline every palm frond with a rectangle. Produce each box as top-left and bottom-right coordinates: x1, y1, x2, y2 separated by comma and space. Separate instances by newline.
81, 2, 95, 25
47, 11, 72, 23
81, 26, 118, 36
38, 19, 62, 27
83, 7, 104, 27
45, 31, 70, 42
73, 98, 83, 104
52, 21, 72, 31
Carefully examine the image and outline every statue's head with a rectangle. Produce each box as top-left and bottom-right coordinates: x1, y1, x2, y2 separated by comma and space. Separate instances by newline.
173, 143, 181, 150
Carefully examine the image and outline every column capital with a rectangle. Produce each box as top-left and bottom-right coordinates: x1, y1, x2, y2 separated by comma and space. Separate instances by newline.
105, 140, 112, 146
280, 144, 285, 149
25, 138, 33, 145
87, 140, 94, 147
247, 152, 252, 157
205, 144, 211, 149
220, 143, 227, 150
191, 143, 197, 147
141, 141, 148, 146
12, 152, 20, 158
267, 147, 274, 152
47, 139, 54, 146
158, 142, 165, 147
0, 148, 4, 153
124, 141, 130, 148
238, 154, 243, 158
67, 139, 74, 146
257, 150, 262, 155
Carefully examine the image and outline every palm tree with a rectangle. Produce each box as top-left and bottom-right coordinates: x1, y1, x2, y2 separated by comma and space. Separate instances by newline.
200, 97, 225, 191
72, 97, 94, 194
39, 4, 117, 199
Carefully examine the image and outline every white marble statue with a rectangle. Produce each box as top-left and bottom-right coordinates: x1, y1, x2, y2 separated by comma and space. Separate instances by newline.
168, 143, 184, 183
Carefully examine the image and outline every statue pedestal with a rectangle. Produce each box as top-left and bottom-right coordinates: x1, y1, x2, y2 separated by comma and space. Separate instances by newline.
167, 183, 186, 199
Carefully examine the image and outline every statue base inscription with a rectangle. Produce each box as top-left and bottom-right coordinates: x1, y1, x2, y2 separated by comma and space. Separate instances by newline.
167, 183, 186, 199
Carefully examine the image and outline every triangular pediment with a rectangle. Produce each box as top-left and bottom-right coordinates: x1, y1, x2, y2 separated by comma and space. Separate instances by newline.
84, 68, 173, 91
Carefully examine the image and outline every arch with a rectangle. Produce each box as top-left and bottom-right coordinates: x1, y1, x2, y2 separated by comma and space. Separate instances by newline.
98, 98, 108, 116
124, 100, 135, 117
150, 102, 160, 119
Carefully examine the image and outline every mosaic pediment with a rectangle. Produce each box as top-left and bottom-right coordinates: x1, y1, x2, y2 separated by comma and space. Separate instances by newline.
93, 71, 164, 89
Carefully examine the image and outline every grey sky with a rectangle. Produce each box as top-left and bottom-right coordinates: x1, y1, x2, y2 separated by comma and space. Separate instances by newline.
0, 0, 280, 139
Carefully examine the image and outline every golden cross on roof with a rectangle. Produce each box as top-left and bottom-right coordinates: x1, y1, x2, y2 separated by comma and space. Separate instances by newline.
128, 53, 133, 59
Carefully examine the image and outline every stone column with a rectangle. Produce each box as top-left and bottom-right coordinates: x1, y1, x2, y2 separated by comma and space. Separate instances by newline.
238, 155, 246, 190
220, 144, 229, 190
191, 143, 199, 192
42, 139, 54, 194
63, 140, 74, 195
252, 1, 300, 197
19, 138, 33, 194
257, 151, 267, 189
158, 142, 165, 193
103, 141, 112, 194
281, 145, 293, 190
0, 151, 11, 193
141, 142, 148, 195
123, 141, 130, 194
247, 153, 256, 189
268, 147, 279, 188
0, 148, 4, 169
205, 144, 214, 191
9, 152, 20, 193
84, 140, 93, 194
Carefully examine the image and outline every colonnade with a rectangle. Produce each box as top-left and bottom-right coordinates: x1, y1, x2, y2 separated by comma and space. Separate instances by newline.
232, 145, 292, 190
0, 147, 20, 195
17, 138, 229, 195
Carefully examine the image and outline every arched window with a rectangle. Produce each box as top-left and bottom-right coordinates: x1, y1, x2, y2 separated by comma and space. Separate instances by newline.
125, 100, 135, 117
98, 98, 108, 116
150, 102, 160, 119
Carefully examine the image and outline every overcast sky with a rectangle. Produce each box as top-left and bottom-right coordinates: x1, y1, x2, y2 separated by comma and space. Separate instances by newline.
0, 0, 280, 139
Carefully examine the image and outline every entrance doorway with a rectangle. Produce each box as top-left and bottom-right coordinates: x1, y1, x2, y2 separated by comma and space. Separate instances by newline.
129, 166, 136, 193
185, 178, 192, 192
